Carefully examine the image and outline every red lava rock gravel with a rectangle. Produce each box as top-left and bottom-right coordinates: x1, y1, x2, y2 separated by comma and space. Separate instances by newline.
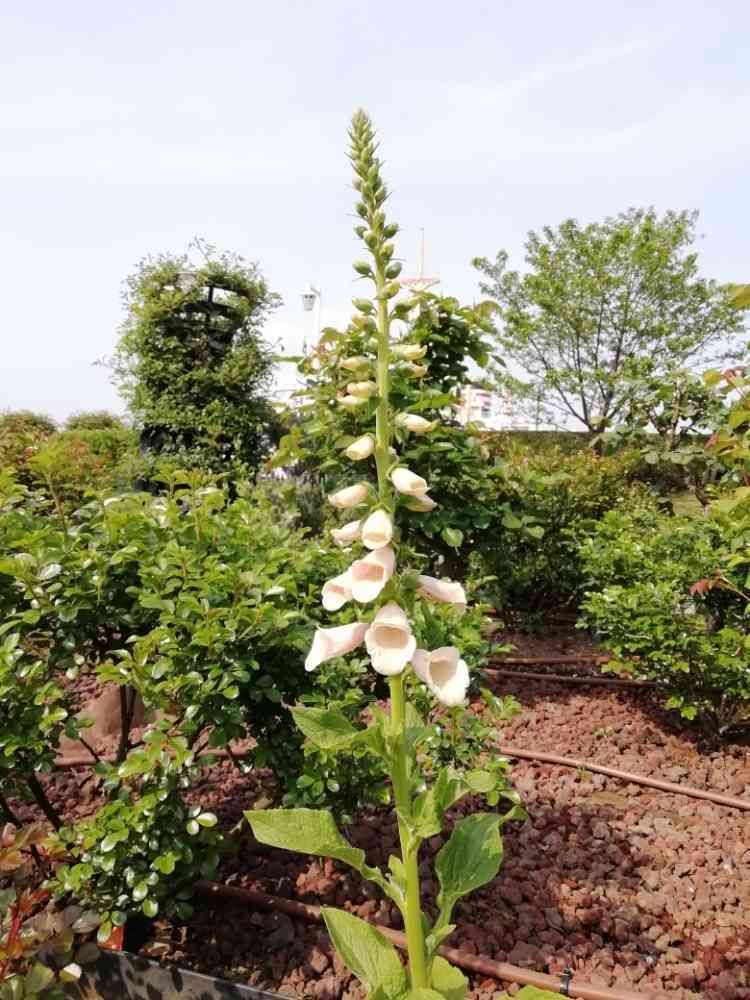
11, 630, 750, 999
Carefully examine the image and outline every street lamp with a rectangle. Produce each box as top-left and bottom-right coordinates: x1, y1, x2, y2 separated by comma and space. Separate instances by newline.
301, 282, 322, 353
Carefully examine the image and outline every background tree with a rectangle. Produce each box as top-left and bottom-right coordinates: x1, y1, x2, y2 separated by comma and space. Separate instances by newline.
113, 248, 280, 477
474, 208, 745, 435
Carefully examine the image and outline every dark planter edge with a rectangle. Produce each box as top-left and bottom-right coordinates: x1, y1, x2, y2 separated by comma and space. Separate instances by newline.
66, 947, 293, 1000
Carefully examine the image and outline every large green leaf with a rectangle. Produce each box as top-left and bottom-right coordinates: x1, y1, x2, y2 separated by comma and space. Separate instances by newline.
322, 907, 408, 997
430, 955, 467, 1000
290, 705, 370, 751
435, 813, 502, 926
246, 808, 366, 870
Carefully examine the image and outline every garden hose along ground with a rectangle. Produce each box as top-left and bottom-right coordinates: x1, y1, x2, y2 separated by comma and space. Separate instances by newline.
52, 744, 750, 810
495, 745, 750, 811
484, 667, 656, 688
194, 880, 656, 1000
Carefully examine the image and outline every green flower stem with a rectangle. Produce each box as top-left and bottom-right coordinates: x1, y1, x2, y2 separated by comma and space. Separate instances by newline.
389, 674, 428, 989
373, 256, 392, 504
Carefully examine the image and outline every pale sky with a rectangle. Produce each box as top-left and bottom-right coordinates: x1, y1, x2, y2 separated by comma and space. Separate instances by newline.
2, 0, 749, 421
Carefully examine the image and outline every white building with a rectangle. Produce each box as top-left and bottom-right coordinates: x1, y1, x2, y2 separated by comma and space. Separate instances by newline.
456, 384, 529, 430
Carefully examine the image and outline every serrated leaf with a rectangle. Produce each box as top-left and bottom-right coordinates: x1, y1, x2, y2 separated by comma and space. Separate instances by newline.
322, 907, 407, 996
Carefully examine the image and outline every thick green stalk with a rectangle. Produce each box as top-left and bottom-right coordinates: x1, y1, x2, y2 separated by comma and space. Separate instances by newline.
389, 675, 428, 989
373, 258, 392, 502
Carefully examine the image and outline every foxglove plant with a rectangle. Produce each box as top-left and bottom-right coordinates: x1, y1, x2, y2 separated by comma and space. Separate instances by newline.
245, 111, 523, 999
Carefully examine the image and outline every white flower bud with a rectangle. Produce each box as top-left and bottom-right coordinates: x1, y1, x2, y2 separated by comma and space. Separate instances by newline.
361, 508, 393, 550
392, 344, 427, 361
338, 394, 368, 410
328, 483, 369, 509
339, 356, 370, 372
405, 494, 438, 512
344, 434, 375, 461
416, 574, 467, 608
330, 520, 361, 546
391, 467, 429, 497
347, 381, 378, 398
395, 413, 438, 435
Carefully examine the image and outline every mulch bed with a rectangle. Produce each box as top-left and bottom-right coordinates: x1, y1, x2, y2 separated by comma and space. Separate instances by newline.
10, 628, 750, 999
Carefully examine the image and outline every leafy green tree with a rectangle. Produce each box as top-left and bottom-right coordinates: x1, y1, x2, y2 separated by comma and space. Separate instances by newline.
65, 410, 124, 431
113, 249, 280, 476
474, 208, 745, 434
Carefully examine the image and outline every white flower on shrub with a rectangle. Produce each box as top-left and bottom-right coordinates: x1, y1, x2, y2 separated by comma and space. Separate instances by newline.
345, 435, 375, 461
391, 467, 429, 497
350, 546, 395, 602
330, 520, 361, 546
328, 483, 369, 509
416, 574, 467, 608
405, 494, 438, 512
412, 646, 469, 706
365, 602, 416, 676
305, 622, 369, 672
395, 413, 437, 435
321, 570, 353, 611
361, 508, 393, 550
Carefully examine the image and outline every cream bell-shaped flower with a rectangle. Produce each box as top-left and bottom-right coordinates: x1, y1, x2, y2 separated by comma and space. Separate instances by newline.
405, 494, 438, 512
347, 380, 378, 398
350, 546, 395, 603
412, 646, 470, 706
321, 570, 353, 611
365, 602, 417, 676
392, 344, 427, 361
338, 394, 367, 411
402, 363, 428, 378
361, 508, 393, 550
344, 434, 375, 461
330, 520, 361, 546
305, 622, 368, 672
339, 356, 370, 371
328, 483, 369, 509
395, 413, 438, 435
391, 467, 429, 497
416, 574, 467, 608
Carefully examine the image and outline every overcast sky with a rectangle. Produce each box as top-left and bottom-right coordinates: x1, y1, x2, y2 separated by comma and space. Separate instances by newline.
2, 0, 749, 421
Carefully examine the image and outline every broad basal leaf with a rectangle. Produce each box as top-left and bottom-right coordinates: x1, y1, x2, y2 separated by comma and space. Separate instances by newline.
322, 906, 407, 997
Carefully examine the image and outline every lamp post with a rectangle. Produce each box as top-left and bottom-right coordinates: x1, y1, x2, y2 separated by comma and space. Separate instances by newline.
301, 282, 322, 354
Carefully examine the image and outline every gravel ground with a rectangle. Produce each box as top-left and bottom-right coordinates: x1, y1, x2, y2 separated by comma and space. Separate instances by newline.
12, 630, 750, 999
